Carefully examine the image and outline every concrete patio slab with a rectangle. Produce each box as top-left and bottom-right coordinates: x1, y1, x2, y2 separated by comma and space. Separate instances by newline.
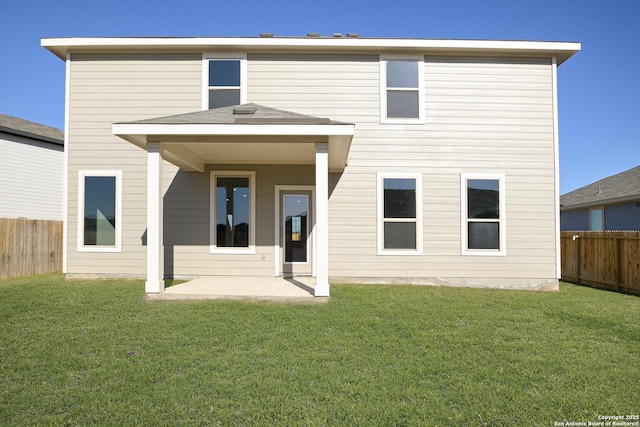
146, 276, 327, 303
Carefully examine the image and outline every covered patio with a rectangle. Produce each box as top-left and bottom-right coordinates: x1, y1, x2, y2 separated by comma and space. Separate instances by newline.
113, 104, 354, 298
145, 275, 326, 303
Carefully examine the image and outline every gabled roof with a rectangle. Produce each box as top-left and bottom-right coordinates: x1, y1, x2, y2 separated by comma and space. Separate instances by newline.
560, 165, 640, 210
0, 114, 64, 145
124, 103, 348, 126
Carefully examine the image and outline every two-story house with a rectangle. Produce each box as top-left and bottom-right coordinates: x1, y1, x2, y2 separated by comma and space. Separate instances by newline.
42, 35, 580, 296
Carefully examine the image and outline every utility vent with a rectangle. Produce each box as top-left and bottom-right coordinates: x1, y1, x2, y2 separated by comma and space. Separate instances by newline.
260, 33, 273, 38
233, 105, 257, 115
307, 33, 320, 37
333, 33, 342, 38
346, 33, 360, 38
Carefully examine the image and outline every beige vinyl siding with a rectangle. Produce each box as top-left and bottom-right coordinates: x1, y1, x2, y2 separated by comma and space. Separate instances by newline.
66, 53, 201, 276
66, 50, 559, 286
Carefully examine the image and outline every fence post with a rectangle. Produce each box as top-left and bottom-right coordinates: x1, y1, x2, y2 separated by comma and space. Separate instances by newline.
576, 235, 581, 285
615, 237, 622, 292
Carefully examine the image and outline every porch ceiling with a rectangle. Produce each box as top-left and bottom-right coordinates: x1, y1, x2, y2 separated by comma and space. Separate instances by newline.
112, 104, 354, 172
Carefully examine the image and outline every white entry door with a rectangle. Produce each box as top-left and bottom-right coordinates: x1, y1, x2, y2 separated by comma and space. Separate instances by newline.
280, 191, 313, 276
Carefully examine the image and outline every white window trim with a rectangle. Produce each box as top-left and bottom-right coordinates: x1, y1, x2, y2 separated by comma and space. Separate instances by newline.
377, 172, 423, 255
460, 173, 506, 256
379, 54, 426, 124
210, 170, 256, 254
202, 53, 247, 110
77, 170, 122, 253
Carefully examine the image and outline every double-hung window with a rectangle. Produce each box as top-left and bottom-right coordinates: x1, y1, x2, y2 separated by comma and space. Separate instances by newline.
203, 54, 247, 109
461, 173, 506, 256
210, 171, 256, 254
380, 55, 425, 123
78, 171, 122, 252
377, 173, 423, 255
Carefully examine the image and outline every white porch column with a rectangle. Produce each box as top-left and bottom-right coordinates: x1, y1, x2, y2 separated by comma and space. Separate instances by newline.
146, 142, 164, 293
315, 142, 329, 297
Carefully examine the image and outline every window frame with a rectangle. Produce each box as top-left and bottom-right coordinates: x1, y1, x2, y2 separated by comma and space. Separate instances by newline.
210, 170, 256, 254
379, 54, 426, 124
377, 172, 423, 255
202, 53, 247, 110
77, 170, 122, 253
460, 173, 506, 256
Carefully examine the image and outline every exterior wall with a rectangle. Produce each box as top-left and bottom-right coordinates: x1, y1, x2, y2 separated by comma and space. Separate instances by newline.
249, 54, 558, 286
66, 50, 560, 288
605, 202, 640, 231
66, 53, 201, 276
0, 131, 64, 220
560, 209, 588, 231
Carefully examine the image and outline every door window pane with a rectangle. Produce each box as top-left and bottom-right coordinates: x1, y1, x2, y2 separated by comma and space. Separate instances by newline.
84, 176, 116, 246
284, 195, 308, 263
216, 177, 249, 247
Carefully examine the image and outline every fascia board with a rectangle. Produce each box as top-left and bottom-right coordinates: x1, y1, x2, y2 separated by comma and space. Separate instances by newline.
112, 123, 355, 137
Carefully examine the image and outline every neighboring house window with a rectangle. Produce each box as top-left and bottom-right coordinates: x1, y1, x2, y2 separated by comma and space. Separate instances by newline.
377, 173, 423, 255
210, 171, 256, 254
203, 54, 247, 109
461, 173, 506, 256
589, 207, 604, 231
78, 171, 122, 252
380, 55, 425, 123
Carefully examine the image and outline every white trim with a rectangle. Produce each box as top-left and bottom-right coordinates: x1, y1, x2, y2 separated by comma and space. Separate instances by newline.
552, 57, 561, 278
380, 55, 426, 124
77, 170, 122, 253
63, 54, 70, 272
314, 143, 329, 297
274, 185, 316, 277
113, 123, 354, 137
376, 172, 423, 255
145, 143, 164, 293
210, 170, 256, 254
42, 38, 581, 65
460, 173, 506, 256
202, 53, 247, 110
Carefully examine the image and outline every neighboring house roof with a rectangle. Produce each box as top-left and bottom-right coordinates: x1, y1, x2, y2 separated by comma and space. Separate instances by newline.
0, 114, 64, 146
41, 36, 581, 65
560, 165, 640, 210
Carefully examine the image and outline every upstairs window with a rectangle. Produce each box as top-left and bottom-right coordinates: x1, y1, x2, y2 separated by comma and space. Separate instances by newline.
380, 55, 425, 123
203, 54, 246, 109
461, 173, 506, 256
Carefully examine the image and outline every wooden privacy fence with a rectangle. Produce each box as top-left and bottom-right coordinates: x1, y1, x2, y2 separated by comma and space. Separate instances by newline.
560, 231, 640, 296
0, 217, 63, 280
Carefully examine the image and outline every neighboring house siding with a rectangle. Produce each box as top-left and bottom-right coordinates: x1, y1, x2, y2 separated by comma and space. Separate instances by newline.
0, 131, 64, 220
560, 209, 588, 231
66, 53, 201, 276
66, 51, 559, 284
605, 202, 640, 231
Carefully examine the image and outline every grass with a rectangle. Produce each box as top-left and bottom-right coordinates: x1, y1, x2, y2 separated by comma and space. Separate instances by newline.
1, 274, 638, 426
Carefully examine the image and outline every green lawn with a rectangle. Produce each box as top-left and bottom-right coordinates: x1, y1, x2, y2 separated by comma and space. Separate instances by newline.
1, 274, 638, 426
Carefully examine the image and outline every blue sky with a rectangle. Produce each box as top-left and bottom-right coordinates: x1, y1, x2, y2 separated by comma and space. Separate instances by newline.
1, 0, 638, 194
